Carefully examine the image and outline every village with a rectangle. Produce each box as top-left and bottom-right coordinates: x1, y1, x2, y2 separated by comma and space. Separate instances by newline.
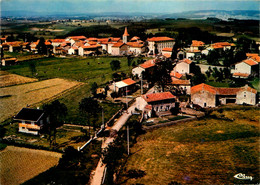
0, 17, 260, 185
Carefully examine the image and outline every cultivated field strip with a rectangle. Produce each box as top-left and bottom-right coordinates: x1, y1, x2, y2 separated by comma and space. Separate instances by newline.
0, 146, 62, 185
0, 73, 38, 87
0, 78, 82, 123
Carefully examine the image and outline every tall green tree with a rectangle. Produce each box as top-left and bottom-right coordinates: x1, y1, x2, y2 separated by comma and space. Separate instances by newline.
110, 60, 121, 71
79, 97, 101, 136
43, 100, 68, 148
29, 62, 37, 76
91, 82, 98, 97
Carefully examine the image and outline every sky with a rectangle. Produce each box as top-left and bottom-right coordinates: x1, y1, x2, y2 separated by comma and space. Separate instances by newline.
1, 0, 259, 14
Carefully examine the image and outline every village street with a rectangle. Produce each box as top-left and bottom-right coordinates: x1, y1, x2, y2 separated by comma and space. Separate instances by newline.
90, 101, 137, 185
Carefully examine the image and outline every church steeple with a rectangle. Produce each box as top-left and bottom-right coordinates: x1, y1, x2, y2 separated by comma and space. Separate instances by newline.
123, 27, 129, 43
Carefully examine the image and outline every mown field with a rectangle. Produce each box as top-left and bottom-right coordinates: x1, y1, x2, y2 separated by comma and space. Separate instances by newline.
0, 78, 82, 123
1, 56, 135, 124
118, 106, 260, 184
0, 146, 62, 185
0, 71, 38, 87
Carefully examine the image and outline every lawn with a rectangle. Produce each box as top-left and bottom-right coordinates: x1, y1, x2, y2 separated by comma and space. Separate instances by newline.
0, 146, 62, 185
118, 106, 260, 184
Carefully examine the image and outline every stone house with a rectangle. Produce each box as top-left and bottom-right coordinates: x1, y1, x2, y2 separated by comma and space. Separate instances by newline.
14, 108, 49, 135
174, 58, 193, 74
147, 37, 175, 55
136, 91, 177, 119
132, 59, 156, 78
78, 45, 102, 56
111, 42, 128, 56
191, 83, 257, 107
127, 42, 145, 55
50, 39, 66, 47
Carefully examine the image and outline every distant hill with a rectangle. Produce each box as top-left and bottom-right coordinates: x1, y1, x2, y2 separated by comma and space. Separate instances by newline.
1, 10, 259, 20
161, 10, 259, 20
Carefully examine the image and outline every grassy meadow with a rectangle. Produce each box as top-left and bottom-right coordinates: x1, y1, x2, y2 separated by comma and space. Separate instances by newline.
1, 56, 133, 124
118, 106, 260, 184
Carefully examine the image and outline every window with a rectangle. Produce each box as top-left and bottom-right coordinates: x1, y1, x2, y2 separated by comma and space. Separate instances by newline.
244, 92, 246, 98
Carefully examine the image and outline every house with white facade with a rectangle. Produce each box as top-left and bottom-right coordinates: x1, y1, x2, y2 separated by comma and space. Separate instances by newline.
174, 58, 193, 74
147, 37, 175, 55
191, 83, 257, 107
232, 58, 259, 78
190, 40, 205, 51
132, 59, 156, 78
136, 91, 177, 119
109, 78, 136, 96
78, 45, 102, 56
127, 42, 145, 55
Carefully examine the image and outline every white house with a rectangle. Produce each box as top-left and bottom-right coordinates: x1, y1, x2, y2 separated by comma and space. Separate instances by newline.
147, 37, 175, 55
190, 40, 205, 51
136, 92, 177, 119
68, 47, 78, 55
127, 42, 145, 55
78, 45, 102, 56
174, 58, 193, 74
232, 59, 259, 77
132, 59, 156, 78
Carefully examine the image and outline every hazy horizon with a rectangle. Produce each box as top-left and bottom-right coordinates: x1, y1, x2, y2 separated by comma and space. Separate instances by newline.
1, 0, 259, 14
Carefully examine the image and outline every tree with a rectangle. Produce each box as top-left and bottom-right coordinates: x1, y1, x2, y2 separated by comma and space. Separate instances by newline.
191, 65, 206, 85
127, 55, 133, 67
234, 50, 247, 63
36, 37, 47, 55
205, 70, 211, 79
154, 43, 158, 55
110, 60, 121, 71
43, 100, 68, 148
79, 97, 101, 135
29, 62, 37, 76
91, 82, 98, 97
154, 59, 173, 91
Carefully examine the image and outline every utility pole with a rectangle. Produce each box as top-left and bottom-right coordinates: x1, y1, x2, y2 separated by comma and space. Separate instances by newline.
126, 86, 128, 109
141, 74, 143, 95
127, 125, 129, 155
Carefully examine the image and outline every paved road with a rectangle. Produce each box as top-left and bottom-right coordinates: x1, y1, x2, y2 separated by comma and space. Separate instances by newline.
90, 102, 136, 185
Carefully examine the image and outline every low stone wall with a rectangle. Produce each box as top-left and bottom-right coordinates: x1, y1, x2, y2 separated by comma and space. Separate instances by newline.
143, 116, 197, 130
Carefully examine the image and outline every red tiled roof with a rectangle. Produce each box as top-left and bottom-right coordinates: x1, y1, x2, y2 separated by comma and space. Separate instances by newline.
147, 37, 175, 42
123, 27, 129, 36
191, 83, 257, 95
187, 49, 201, 53
243, 59, 258, 66
171, 79, 190, 85
162, 47, 173, 52
163, 53, 171, 58
233, 73, 250, 77
122, 78, 136, 85
45, 41, 52, 45
112, 42, 126, 47
246, 53, 260, 62
130, 36, 140, 41
140, 59, 155, 69
180, 58, 192, 64
214, 42, 232, 46
145, 105, 152, 110
191, 83, 217, 94
127, 42, 144, 48
51, 39, 65, 43
191, 40, 205, 47
170, 71, 183, 79
69, 36, 87, 40
81, 44, 101, 49
240, 85, 257, 94
142, 92, 176, 103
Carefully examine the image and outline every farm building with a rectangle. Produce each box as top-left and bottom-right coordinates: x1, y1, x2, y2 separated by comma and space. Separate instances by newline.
191, 83, 257, 107
232, 58, 259, 78
14, 108, 49, 135
136, 91, 177, 119
109, 78, 136, 96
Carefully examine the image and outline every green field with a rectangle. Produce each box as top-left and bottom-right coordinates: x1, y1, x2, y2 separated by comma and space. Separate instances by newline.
118, 106, 260, 184
2, 56, 133, 124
